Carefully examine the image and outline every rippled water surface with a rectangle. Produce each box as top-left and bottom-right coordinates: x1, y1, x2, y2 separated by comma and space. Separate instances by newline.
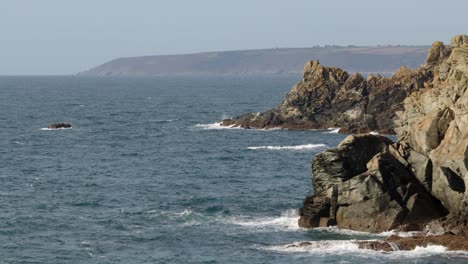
1, 76, 467, 263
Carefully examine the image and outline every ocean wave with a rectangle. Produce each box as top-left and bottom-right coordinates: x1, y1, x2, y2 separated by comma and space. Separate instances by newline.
325, 128, 341, 133
264, 240, 468, 258
227, 209, 300, 230
314, 226, 419, 237
150, 118, 179, 123
173, 209, 193, 216
40, 127, 73, 131
247, 144, 327, 150
193, 122, 242, 130
193, 122, 282, 131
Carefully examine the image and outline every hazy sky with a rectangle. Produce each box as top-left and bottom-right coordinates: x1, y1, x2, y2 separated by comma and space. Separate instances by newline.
1, 0, 467, 75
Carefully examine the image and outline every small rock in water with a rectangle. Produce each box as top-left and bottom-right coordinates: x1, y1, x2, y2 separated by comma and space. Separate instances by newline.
47, 123, 72, 129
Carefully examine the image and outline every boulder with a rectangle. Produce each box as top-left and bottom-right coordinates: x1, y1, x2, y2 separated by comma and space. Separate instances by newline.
47, 123, 72, 129
299, 134, 447, 232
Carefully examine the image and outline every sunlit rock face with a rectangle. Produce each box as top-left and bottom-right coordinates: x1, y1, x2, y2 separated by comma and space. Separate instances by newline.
299, 35, 468, 234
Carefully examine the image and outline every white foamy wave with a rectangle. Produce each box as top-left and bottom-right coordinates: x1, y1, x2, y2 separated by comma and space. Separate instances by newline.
266, 240, 360, 255
378, 229, 421, 237
314, 226, 421, 238
264, 241, 468, 259
40, 127, 72, 131
369, 131, 379, 135
247, 144, 327, 150
193, 122, 242, 130
193, 122, 283, 131
174, 209, 192, 216
314, 226, 380, 236
228, 209, 300, 230
325, 128, 341, 134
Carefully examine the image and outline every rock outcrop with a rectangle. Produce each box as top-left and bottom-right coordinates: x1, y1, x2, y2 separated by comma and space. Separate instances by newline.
47, 123, 72, 129
298, 35, 468, 235
222, 55, 432, 134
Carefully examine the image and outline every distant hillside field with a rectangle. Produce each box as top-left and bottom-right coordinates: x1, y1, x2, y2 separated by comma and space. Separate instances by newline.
79, 46, 429, 76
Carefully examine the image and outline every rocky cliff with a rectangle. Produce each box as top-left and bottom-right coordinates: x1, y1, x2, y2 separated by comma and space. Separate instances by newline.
221, 49, 435, 134
298, 35, 468, 235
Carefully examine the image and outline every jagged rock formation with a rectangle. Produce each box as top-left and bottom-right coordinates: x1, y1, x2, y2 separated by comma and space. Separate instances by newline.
222, 55, 432, 134
298, 35, 468, 234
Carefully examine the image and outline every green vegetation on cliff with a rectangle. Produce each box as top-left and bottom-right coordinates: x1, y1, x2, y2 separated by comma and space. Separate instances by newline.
79, 46, 428, 76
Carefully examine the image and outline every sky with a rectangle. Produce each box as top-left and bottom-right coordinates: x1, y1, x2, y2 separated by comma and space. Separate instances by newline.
0, 0, 467, 75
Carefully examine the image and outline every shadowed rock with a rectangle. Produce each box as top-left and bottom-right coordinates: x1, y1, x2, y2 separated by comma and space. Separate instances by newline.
47, 123, 72, 129
299, 35, 468, 235
222, 58, 431, 134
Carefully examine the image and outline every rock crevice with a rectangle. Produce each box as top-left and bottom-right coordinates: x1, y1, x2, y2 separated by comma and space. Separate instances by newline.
298, 35, 468, 234
222, 57, 432, 134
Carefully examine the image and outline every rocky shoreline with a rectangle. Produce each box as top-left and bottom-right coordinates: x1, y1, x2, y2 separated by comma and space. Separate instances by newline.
296, 35, 468, 251
221, 47, 435, 134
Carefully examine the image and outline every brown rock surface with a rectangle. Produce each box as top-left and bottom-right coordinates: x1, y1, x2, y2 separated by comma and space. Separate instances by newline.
298, 35, 468, 235
222, 57, 431, 134
47, 123, 72, 129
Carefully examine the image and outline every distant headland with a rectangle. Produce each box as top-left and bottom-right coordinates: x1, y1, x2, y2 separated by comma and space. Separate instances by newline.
78, 46, 428, 77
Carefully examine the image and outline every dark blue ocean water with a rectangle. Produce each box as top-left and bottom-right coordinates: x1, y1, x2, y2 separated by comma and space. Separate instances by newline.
1, 76, 467, 263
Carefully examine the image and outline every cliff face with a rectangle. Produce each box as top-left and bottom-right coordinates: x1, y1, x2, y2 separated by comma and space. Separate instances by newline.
222, 53, 432, 134
298, 35, 468, 234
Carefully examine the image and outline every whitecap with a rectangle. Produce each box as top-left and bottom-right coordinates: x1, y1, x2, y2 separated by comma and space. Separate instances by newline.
227, 209, 300, 230
369, 131, 379, 135
325, 128, 341, 133
247, 144, 327, 150
174, 209, 192, 216
193, 122, 242, 130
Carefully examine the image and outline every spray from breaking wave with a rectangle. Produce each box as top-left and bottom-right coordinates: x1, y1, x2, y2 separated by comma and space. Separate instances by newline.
247, 144, 327, 150
325, 128, 340, 133
227, 209, 300, 230
193, 122, 242, 130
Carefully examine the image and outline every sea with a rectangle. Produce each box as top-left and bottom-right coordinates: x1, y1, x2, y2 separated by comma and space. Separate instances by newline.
1, 76, 467, 263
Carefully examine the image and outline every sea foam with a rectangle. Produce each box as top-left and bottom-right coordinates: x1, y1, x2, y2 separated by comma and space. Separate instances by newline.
40, 127, 73, 131
228, 209, 300, 231
247, 144, 327, 150
315, 226, 419, 237
264, 240, 468, 259
193, 122, 242, 130
150, 118, 179, 123
325, 128, 341, 133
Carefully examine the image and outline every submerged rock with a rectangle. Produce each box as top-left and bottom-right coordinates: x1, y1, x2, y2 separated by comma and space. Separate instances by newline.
47, 123, 72, 129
